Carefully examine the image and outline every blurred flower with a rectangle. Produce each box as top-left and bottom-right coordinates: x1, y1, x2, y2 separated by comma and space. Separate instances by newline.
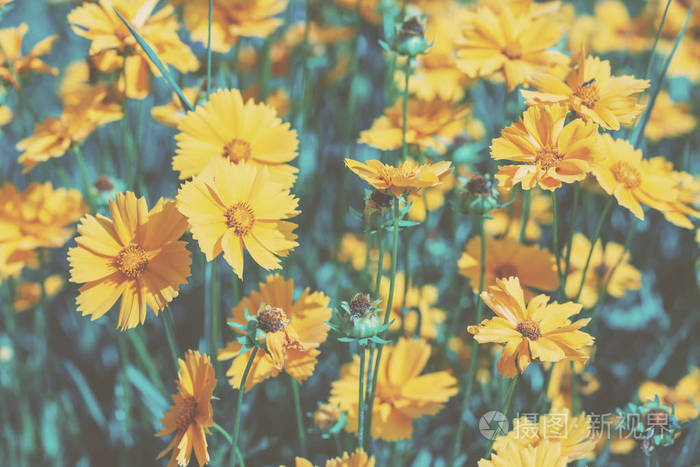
379, 272, 446, 340
219, 274, 331, 391
359, 98, 469, 154
455, 2, 568, 91
666, 38, 700, 83
59, 61, 124, 124
405, 170, 455, 221
173, 88, 299, 188
151, 87, 201, 128
459, 235, 559, 298
178, 0, 288, 53
638, 368, 700, 421
468, 276, 593, 378
330, 338, 458, 441
563, 233, 641, 308
13, 274, 65, 312
644, 91, 697, 142
242, 86, 291, 118
522, 52, 649, 130
448, 335, 492, 384
547, 350, 600, 411
176, 158, 299, 279
68, 192, 191, 330
645, 156, 700, 229
568, 2, 650, 54
313, 401, 342, 432
485, 188, 552, 241
492, 104, 599, 191
296, 448, 375, 467
334, 0, 381, 24
68, 0, 198, 99
17, 117, 91, 172
0, 23, 57, 88
336, 233, 390, 273
345, 158, 452, 198
157, 350, 215, 467
478, 437, 568, 467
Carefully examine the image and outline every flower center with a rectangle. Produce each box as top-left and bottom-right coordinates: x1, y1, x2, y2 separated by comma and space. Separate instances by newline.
116, 243, 149, 279
502, 43, 522, 60
349, 293, 372, 318
257, 306, 289, 333
516, 319, 541, 340
494, 263, 518, 280
593, 263, 609, 279
575, 80, 600, 108
224, 202, 255, 235
175, 396, 198, 432
535, 146, 563, 171
610, 161, 642, 189
222, 138, 252, 163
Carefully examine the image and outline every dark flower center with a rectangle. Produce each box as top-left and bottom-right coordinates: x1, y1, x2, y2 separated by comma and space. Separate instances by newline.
116, 243, 149, 279
349, 293, 372, 318
224, 202, 255, 235
257, 306, 288, 333
175, 396, 198, 432
516, 320, 541, 340
466, 175, 490, 195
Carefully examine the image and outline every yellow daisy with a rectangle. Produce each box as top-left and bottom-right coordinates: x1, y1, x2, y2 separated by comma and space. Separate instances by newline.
0, 23, 57, 88
644, 91, 697, 142
485, 188, 552, 241
644, 156, 700, 229
345, 158, 452, 198
295, 448, 375, 467
336, 233, 390, 274
478, 437, 568, 467
638, 368, 700, 422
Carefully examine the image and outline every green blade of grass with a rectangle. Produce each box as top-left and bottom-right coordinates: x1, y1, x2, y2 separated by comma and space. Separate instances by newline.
113, 7, 194, 112
64, 361, 107, 429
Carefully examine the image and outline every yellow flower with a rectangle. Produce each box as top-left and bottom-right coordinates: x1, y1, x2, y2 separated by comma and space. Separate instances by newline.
295, 448, 375, 467
522, 52, 650, 130
448, 335, 492, 384
330, 338, 458, 441
592, 135, 679, 221
337, 233, 390, 274
546, 349, 600, 411
379, 272, 446, 340
0, 103, 11, 126
173, 88, 299, 188
68, 192, 191, 330
468, 277, 593, 378
359, 98, 469, 154
644, 156, 700, 229
478, 437, 568, 467
568, 2, 651, 55
178, 0, 288, 53
458, 234, 559, 297
404, 170, 455, 222
68, 0, 198, 99
563, 233, 641, 308
151, 87, 201, 128
485, 188, 552, 241
312, 401, 342, 432
492, 104, 600, 191
638, 368, 700, 421
17, 117, 89, 172
0, 23, 57, 88
157, 350, 216, 467
59, 61, 124, 125
218, 274, 331, 391
13, 275, 65, 312
644, 91, 697, 141
345, 158, 452, 198
176, 158, 299, 279
666, 38, 700, 83
455, 3, 568, 91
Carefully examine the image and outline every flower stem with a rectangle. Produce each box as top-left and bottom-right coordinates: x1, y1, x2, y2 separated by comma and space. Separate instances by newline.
575, 198, 614, 302
34, 249, 48, 376
211, 260, 222, 376
213, 422, 233, 445
357, 346, 366, 450
401, 59, 411, 161
571, 360, 580, 415
206, 0, 213, 98
644, 0, 672, 81
485, 375, 518, 458
517, 189, 531, 243
290, 376, 308, 458
73, 146, 96, 211
232, 347, 258, 467
563, 184, 580, 280
161, 305, 180, 371
552, 191, 563, 282
374, 231, 385, 297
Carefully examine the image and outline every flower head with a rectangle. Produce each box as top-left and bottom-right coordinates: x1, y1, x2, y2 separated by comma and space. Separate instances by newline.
0, 23, 57, 88
639, 368, 700, 422
547, 353, 600, 411
157, 350, 216, 467
345, 158, 452, 198
68, 192, 191, 330
295, 448, 375, 467
478, 437, 568, 467
468, 277, 593, 378
485, 188, 552, 241
644, 156, 700, 229
644, 91, 697, 141
13, 275, 65, 312
176, 158, 299, 279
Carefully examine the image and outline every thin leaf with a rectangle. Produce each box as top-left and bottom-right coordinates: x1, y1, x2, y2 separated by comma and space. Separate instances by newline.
125, 364, 168, 423
64, 361, 107, 429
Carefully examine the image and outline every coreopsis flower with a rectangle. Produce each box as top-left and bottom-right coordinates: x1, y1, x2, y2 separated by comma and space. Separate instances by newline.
173, 89, 299, 188
644, 156, 700, 229
491, 104, 600, 191
492, 409, 596, 462
644, 91, 697, 141
378, 273, 446, 340
568, 1, 650, 54
479, 436, 568, 466
0, 245, 35, 280
592, 135, 678, 221
151, 87, 201, 128
68, 192, 191, 330
295, 448, 375, 467
336, 233, 390, 273
68, 0, 198, 99
522, 52, 650, 130
666, 38, 700, 83
345, 158, 452, 198
563, 233, 641, 308
358, 98, 470, 154
176, 158, 299, 279
218, 274, 331, 391
330, 338, 458, 441
459, 235, 559, 298
547, 356, 600, 411
59, 61, 123, 124
313, 401, 343, 432
485, 188, 552, 241
468, 277, 594, 378
455, 3, 568, 91
178, 0, 288, 53
157, 350, 216, 467
17, 117, 92, 172
0, 23, 57, 88
13, 275, 65, 312
638, 368, 700, 421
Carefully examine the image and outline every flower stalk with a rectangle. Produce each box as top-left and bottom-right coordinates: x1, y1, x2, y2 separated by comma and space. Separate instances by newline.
161, 305, 180, 371
232, 347, 258, 467
485, 375, 518, 458
575, 198, 614, 302
290, 376, 308, 458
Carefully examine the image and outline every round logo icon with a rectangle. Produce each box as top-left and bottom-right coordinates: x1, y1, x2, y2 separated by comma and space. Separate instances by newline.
479, 411, 508, 440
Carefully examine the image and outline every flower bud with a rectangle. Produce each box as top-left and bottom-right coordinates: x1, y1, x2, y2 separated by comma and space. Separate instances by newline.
327, 293, 392, 345
395, 17, 431, 57
460, 174, 499, 215
364, 189, 393, 229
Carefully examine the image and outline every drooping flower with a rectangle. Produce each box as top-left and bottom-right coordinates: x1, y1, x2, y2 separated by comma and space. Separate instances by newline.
295, 448, 375, 467
521, 52, 650, 130
563, 233, 641, 308
455, 3, 568, 91
345, 158, 452, 198
638, 368, 700, 422
173, 88, 299, 188
468, 276, 594, 378
478, 437, 568, 467
151, 87, 201, 128
330, 338, 458, 441
491, 104, 600, 191
68, 0, 198, 99
485, 188, 552, 241
458, 235, 559, 297
644, 91, 697, 141
176, 158, 299, 279
218, 274, 331, 391
68, 192, 191, 330
157, 350, 216, 467
0, 23, 57, 88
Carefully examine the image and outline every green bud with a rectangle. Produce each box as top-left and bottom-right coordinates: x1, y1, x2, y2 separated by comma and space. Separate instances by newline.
394, 17, 431, 57
327, 293, 393, 345
364, 189, 393, 229
460, 174, 500, 215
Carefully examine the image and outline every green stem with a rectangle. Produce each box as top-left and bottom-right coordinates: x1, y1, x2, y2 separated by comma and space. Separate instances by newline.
73, 146, 97, 211
232, 347, 258, 467
485, 375, 518, 458
570, 361, 580, 415
401, 60, 411, 161
644, 0, 672, 81
51, 159, 70, 187
563, 185, 580, 281
161, 306, 180, 371
34, 249, 48, 376
290, 376, 308, 458
211, 260, 221, 376
552, 191, 563, 283
333, 433, 343, 456
534, 365, 554, 412
373, 232, 385, 297
260, 39, 271, 101
207, 0, 213, 98
575, 198, 614, 303
357, 347, 366, 450
518, 190, 531, 243
213, 422, 233, 445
